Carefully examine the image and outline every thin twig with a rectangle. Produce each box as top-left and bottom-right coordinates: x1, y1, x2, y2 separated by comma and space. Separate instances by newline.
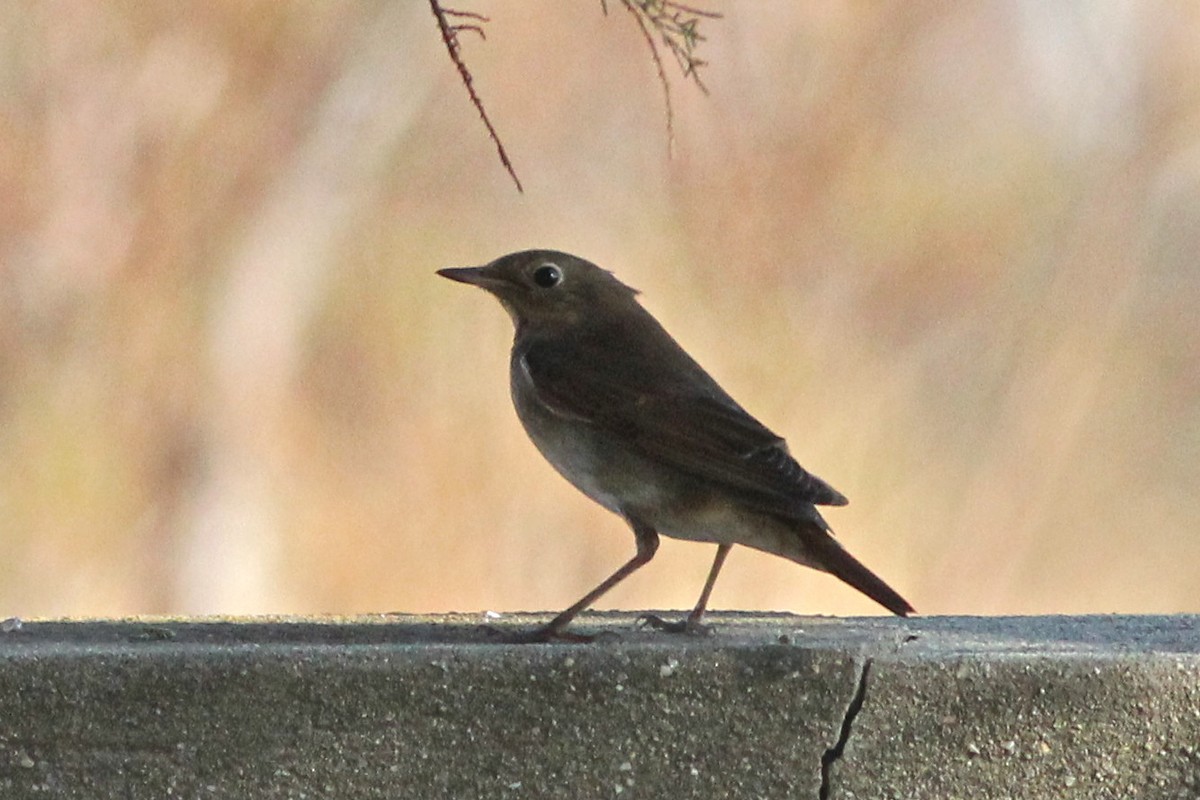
443, 8, 488, 22
620, 1, 676, 155
429, 0, 523, 192
616, 0, 720, 154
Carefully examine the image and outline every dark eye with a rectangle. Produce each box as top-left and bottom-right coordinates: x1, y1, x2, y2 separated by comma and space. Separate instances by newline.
533, 264, 561, 288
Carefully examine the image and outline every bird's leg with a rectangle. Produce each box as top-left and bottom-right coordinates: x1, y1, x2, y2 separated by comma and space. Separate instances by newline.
688, 542, 732, 625
640, 543, 731, 635
510, 521, 660, 643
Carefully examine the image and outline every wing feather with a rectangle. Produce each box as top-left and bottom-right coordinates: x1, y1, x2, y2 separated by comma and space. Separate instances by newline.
520, 333, 847, 519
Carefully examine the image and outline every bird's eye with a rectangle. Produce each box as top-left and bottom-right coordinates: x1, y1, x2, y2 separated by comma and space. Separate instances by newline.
532, 264, 561, 288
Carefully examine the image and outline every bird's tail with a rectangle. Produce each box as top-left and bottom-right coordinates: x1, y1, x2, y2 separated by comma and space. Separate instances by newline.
807, 534, 915, 616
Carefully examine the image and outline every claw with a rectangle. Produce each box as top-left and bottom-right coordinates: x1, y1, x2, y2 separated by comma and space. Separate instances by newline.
636, 613, 714, 636
478, 623, 596, 644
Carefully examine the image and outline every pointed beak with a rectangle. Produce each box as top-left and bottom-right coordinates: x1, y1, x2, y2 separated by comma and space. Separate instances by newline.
437, 265, 507, 292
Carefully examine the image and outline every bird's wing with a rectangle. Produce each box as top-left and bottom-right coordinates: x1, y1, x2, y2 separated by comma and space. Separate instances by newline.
520, 338, 848, 517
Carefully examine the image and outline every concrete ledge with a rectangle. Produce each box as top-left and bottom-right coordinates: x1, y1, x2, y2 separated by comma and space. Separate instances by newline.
1, 613, 1198, 798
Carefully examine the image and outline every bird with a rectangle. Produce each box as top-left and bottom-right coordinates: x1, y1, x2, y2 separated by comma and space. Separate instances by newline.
437, 249, 914, 641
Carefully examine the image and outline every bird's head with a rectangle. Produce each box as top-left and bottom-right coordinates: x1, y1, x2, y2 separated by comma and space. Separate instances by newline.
438, 250, 640, 332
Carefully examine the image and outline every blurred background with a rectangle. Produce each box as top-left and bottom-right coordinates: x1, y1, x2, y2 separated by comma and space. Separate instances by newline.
2, 2, 1198, 619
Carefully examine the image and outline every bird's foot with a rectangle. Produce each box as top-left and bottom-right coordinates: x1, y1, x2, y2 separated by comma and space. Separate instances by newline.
637, 613, 714, 636
478, 623, 598, 644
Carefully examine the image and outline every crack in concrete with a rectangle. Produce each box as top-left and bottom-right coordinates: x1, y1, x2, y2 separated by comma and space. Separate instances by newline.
818, 658, 873, 800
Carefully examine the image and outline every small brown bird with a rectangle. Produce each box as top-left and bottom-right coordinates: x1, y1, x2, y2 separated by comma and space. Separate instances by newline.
438, 250, 913, 641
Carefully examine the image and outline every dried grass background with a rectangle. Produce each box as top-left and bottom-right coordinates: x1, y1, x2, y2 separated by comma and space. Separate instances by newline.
2, 2, 1198, 618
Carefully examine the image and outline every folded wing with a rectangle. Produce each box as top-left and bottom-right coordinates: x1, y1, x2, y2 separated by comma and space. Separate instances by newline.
520, 335, 848, 522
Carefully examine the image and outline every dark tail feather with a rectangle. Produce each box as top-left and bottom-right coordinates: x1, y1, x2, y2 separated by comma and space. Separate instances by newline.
811, 536, 915, 616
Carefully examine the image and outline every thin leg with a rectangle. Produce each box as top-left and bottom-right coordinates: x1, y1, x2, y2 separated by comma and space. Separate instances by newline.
688, 542, 731, 625
516, 520, 660, 643
641, 543, 732, 635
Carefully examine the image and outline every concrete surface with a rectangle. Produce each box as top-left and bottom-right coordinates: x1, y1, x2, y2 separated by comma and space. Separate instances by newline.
0, 612, 1197, 799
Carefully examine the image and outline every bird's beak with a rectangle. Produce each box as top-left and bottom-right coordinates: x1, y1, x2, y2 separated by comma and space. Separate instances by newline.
437, 265, 507, 292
